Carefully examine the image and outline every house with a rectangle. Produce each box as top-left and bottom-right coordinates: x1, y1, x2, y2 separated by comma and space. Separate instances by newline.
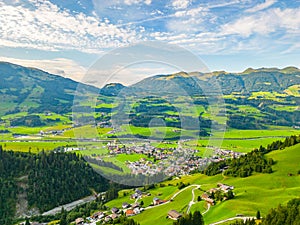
131, 202, 140, 208
135, 189, 143, 195
126, 209, 135, 217
92, 211, 104, 219
201, 193, 215, 205
208, 188, 219, 194
153, 197, 166, 205
75, 218, 84, 225
111, 213, 119, 220
217, 183, 234, 193
168, 210, 182, 220
122, 202, 131, 209
153, 197, 160, 205
104, 216, 112, 222
111, 207, 119, 214
133, 208, 141, 215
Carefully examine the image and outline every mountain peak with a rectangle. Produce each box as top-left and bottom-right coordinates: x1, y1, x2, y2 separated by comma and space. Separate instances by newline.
100, 83, 125, 96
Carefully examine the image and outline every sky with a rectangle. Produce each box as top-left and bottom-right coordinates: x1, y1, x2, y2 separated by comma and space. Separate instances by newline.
0, 0, 299, 85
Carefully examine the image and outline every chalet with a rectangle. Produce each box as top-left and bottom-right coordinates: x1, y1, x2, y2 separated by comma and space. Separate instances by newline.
75, 218, 84, 225
111, 213, 119, 220
208, 188, 218, 194
92, 211, 104, 219
201, 193, 215, 205
111, 207, 119, 214
126, 209, 135, 216
217, 183, 234, 193
131, 202, 140, 208
122, 202, 131, 209
131, 189, 143, 199
135, 189, 143, 195
153, 197, 165, 205
104, 216, 112, 222
133, 207, 141, 214
168, 210, 182, 220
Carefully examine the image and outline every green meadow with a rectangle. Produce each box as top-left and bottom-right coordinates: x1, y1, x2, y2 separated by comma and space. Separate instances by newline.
102, 143, 300, 225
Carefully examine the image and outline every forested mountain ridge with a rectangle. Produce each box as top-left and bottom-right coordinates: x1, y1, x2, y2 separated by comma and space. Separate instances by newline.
1, 62, 299, 130
1, 62, 299, 110
129, 67, 300, 95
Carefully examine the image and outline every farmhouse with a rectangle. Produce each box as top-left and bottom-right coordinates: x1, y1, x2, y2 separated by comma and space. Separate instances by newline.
131, 202, 140, 208
104, 216, 112, 222
168, 210, 182, 220
217, 183, 234, 192
111, 213, 119, 220
201, 193, 215, 205
92, 211, 104, 219
122, 202, 131, 209
153, 197, 165, 205
75, 218, 84, 225
111, 207, 119, 214
126, 209, 135, 216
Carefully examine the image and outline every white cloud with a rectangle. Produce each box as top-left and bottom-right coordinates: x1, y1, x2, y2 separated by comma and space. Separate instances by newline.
124, 0, 152, 5
0, 0, 141, 53
0, 57, 86, 81
221, 7, 300, 37
246, 0, 277, 13
172, 0, 190, 10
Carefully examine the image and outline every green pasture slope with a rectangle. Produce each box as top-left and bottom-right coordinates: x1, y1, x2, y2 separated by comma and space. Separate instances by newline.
107, 143, 300, 225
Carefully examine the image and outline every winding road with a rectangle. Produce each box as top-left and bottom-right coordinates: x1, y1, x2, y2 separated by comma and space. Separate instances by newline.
186, 185, 201, 214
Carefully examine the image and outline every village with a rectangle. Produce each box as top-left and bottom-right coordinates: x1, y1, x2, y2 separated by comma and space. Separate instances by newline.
102, 141, 244, 177
70, 182, 235, 225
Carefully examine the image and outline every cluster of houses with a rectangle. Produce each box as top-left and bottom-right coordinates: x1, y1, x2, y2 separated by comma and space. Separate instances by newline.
74, 201, 145, 225
106, 142, 241, 178
201, 183, 235, 206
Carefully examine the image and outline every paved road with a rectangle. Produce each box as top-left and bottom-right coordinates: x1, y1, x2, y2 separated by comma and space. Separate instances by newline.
42, 195, 96, 216
144, 184, 202, 211
209, 216, 256, 225
186, 185, 201, 213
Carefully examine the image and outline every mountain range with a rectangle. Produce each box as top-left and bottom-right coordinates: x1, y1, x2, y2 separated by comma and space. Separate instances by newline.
0, 61, 299, 116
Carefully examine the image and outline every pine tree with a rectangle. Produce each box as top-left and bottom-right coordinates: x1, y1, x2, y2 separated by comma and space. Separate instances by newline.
25, 217, 30, 225
256, 210, 261, 219
60, 207, 67, 225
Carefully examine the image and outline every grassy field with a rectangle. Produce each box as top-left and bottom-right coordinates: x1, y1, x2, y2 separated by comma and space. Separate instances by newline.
0, 141, 77, 153
112, 143, 300, 225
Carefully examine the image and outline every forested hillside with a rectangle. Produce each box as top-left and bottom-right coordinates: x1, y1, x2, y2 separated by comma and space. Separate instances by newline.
203, 135, 300, 177
0, 146, 111, 225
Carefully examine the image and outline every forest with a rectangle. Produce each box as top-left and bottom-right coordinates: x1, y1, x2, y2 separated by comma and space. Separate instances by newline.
0, 146, 112, 225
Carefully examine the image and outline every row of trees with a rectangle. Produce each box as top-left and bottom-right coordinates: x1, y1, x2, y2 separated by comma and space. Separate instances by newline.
173, 211, 204, 225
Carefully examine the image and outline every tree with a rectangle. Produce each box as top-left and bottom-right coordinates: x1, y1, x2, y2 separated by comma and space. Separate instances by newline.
25, 217, 30, 225
197, 196, 201, 202
226, 190, 234, 200
256, 210, 261, 220
60, 207, 67, 225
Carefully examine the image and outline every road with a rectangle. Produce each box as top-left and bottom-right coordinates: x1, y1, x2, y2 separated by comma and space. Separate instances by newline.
209, 216, 256, 225
186, 185, 201, 214
144, 184, 202, 211
42, 195, 96, 216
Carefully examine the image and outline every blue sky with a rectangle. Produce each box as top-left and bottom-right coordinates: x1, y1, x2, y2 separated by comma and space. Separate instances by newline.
0, 0, 299, 85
